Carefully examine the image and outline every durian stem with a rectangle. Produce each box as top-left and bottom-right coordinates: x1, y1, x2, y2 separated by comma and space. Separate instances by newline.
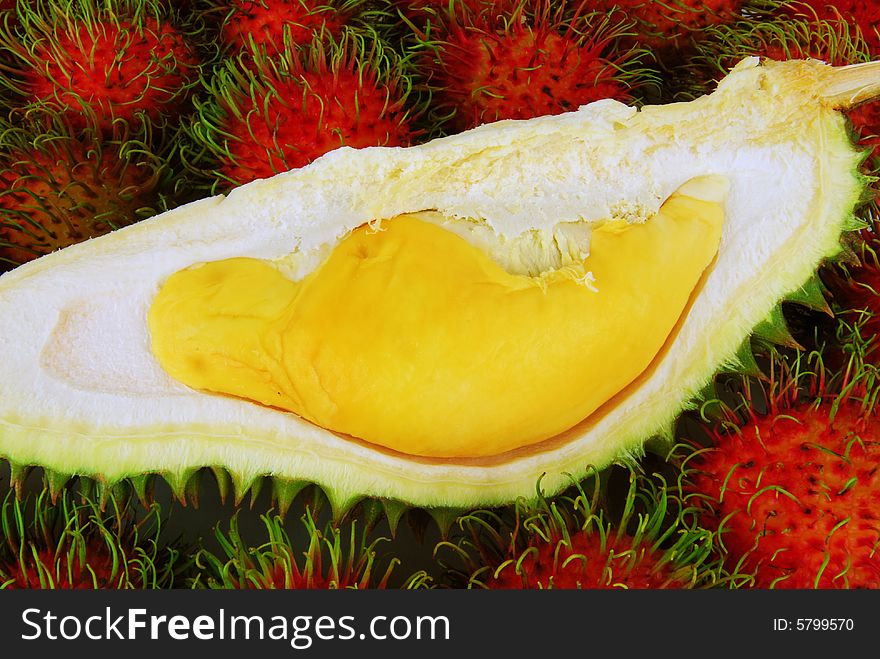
821, 61, 880, 109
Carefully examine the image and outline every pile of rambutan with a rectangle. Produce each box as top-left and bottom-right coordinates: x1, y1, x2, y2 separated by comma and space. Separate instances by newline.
5, 0, 880, 592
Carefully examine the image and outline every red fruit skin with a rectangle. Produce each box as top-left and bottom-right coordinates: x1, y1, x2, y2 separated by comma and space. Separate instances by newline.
395, 0, 521, 22
238, 562, 370, 589
217, 63, 415, 185
220, 0, 350, 56
425, 21, 630, 131
20, 17, 199, 129
490, 532, 684, 589
689, 401, 880, 588
0, 142, 159, 265
828, 228, 880, 344
784, 1, 880, 56
3, 544, 119, 589
592, 0, 745, 50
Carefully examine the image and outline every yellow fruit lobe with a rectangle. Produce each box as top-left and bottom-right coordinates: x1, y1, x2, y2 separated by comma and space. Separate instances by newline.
148, 176, 727, 458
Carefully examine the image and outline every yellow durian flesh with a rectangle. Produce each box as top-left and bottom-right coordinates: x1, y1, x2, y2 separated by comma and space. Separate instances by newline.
149, 176, 726, 458
0, 58, 877, 509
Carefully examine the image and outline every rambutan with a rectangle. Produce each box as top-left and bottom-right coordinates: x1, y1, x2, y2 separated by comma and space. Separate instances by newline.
193, 508, 410, 589
415, 0, 652, 132
590, 0, 746, 53
0, 0, 202, 131
0, 119, 171, 268
682, 355, 880, 588
392, 0, 520, 26
780, 0, 880, 56
825, 218, 880, 356
185, 30, 421, 191
204, 0, 362, 56
439, 467, 720, 589
0, 489, 184, 589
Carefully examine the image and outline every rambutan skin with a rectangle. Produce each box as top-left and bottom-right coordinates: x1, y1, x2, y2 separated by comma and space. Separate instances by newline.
417, 3, 644, 132
0, 490, 185, 590
214, 0, 354, 56
441, 468, 720, 589
0, 127, 168, 267
782, 0, 880, 55
0, 1, 202, 131
590, 0, 746, 51
194, 511, 400, 589
490, 532, 689, 589
5, 543, 119, 589
187, 34, 421, 190
688, 398, 880, 588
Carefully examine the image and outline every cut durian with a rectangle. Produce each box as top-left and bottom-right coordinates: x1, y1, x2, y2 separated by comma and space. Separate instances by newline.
148, 178, 726, 459
0, 58, 877, 509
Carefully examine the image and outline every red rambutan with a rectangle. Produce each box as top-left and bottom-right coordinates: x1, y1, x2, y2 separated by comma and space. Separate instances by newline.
781, 0, 880, 56
0, 120, 170, 267
590, 0, 746, 52
206, 0, 360, 56
440, 468, 720, 589
185, 30, 421, 191
683, 356, 880, 588
0, 0, 202, 131
195, 508, 408, 589
416, 1, 651, 132
1, 489, 183, 589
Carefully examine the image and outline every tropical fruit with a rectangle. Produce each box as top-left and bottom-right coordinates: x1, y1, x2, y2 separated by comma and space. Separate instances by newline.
682, 355, 880, 588
0, 489, 184, 589
186, 31, 420, 190
0, 0, 201, 132
0, 58, 877, 515
439, 468, 721, 589
0, 119, 171, 267
193, 508, 410, 588
411, 0, 650, 131
204, 0, 363, 56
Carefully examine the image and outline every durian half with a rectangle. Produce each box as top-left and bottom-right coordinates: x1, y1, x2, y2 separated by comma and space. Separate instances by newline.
0, 58, 877, 510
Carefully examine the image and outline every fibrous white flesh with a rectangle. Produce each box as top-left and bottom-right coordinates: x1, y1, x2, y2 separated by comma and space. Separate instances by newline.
0, 58, 869, 507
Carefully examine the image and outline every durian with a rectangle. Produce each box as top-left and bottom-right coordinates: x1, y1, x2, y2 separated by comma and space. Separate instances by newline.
0, 57, 878, 512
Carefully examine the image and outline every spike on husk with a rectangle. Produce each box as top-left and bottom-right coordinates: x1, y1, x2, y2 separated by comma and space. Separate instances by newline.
784, 273, 832, 314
